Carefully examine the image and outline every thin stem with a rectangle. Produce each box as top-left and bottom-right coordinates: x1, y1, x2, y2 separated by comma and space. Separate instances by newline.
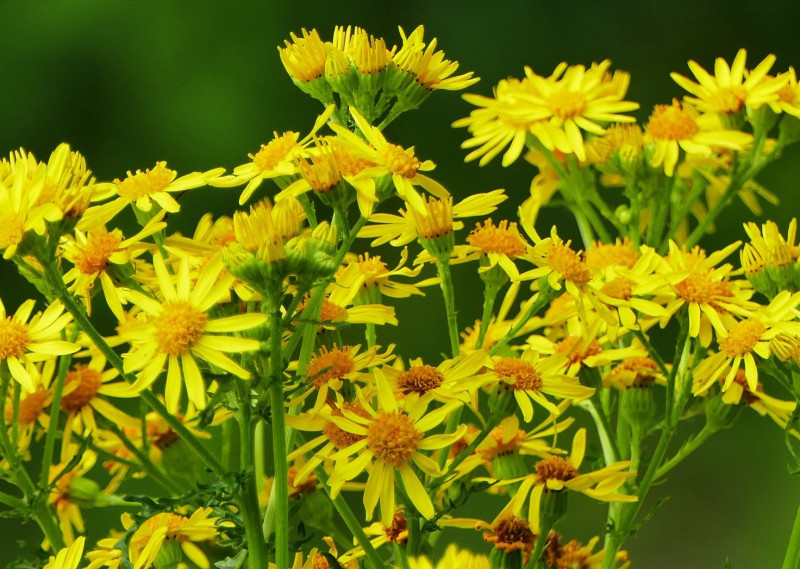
106, 424, 184, 495
578, 399, 618, 465
39, 342, 75, 491
782, 505, 800, 569
654, 422, 717, 480
267, 306, 289, 569
434, 258, 461, 358
476, 276, 503, 350
489, 281, 557, 356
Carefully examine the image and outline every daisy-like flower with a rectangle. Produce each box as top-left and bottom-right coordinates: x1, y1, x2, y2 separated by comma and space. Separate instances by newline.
643, 99, 752, 176
487, 351, 594, 420
0, 151, 63, 259
644, 241, 754, 346
544, 531, 630, 569
520, 226, 593, 298
80, 161, 224, 229
58, 354, 140, 461
0, 299, 78, 392
326, 371, 466, 525
121, 253, 267, 412
49, 451, 97, 545
501, 428, 636, 531
405, 544, 491, 569
43, 536, 85, 569
770, 66, 800, 118
391, 25, 479, 92
86, 508, 219, 569
278, 28, 329, 84
670, 49, 787, 115
327, 107, 449, 214
62, 215, 165, 319
4, 360, 54, 456
455, 60, 638, 166
211, 106, 335, 205
338, 248, 436, 302
693, 290, 800, 393
358, 190, 506, 248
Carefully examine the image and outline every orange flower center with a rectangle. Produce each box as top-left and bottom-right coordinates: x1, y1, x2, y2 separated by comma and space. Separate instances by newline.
548, 90, 587, 119
153, 301, 208, 356
333, 144, 373, 176
675, 270, 733, 305
323, 403, 370, 449
15, 388, 48, 425
480, 425, 525, 459
555, 336, 603, 366
546, 244, 591, 285
646, 100, 699, 141
411, 196, 454, 240
298, 153, 341, 194
381, 144, 420, 179
494, 358, 543, 391
0, 317, 30, 359
318, 299, 346, 323
61, 365, 103, 412
467, 219, 527, 257
251, 132, 299, 172
0, 213, 25, 250
585, 240, 638, 269
610, 357, 659, 387
396, 364, 444, 394
535, 456, 579, 482
719, 318, 766, 357
484, 514, 536, 554
366, 411, 421, 467
76, 230, 123, 274
600, 276, 633, 300
307, 346, 355, 388
115, 162, 175, 200
383, 509, 409, 543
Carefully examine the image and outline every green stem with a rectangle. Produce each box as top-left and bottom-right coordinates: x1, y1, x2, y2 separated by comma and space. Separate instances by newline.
476, 276, 503, 350
489, 280, 557, 356
782, 505, 800, 569
434, 258, 461, 358
106, 424, 184, 495
654, 422, 717, 480
234, 378, 269, 569
579, 399, 618, 465
0, 489, 25, 509
39, 342, 74, 490
267, 306, 289, 569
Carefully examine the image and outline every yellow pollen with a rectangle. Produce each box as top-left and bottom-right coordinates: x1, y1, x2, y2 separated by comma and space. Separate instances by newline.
332, 144, 373, 176
546, 244, 591, 285
585, 239, 638, 269
251, 132, 299, 172
61, 365, 103, 412
555, 336, 602, 365
467, 219, 527, 257
646, 100, 700, 140
719, 318, 766, 357
318, 299, 345, 323
76, 230, 123, 274
307, 346, 355, 387
355, 253, 389, 286
14, 388, 48, 425
536, 455, 579, 482
0, 317, 30, 359
548, 90, 587, 119
323, 403, 370, 449
0, 213, 25, 250
494, 358, 543, 391
367, 411, 421, 467
153, 301, 208, 356
601, 276, 633, 300
396, 364, 444, 394
675, 270, 733, 304
313, 556, 331, 569
381, 144, 420, 179
484, 514, 536, 555
115, 162, 176, 200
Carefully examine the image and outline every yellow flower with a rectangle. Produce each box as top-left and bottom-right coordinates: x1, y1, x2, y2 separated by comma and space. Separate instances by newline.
358, 190, 506, 248
212, 106, 335, 205
0, 298, 78, 392
392, 25, 479, 92
405, 544, 491, 569
326, 371, 465, 525
455, 60, 638, 166
693, 290, 800, 393
327, 107, 449, 214
670, 49, 787, 115
501, 428, 636, 531
3, 359, 54, 456
121, 254, 267, 412
487, 351, 594, 420
337, 248, 435, 300
279, 28, 329, 83
62, 215, 166, 319
81, 161, 224, 228
0, 151, 63, 258
49, 451, 97, 545
644, 99, 752, 176
43, 537, 85, 569
545, 532, 630, 569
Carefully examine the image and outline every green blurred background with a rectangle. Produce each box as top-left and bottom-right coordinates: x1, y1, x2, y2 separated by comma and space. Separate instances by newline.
3, 1, 800, 567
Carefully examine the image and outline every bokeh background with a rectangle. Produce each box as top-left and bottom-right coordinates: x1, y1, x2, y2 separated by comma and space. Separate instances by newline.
2, 1, 800, 567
